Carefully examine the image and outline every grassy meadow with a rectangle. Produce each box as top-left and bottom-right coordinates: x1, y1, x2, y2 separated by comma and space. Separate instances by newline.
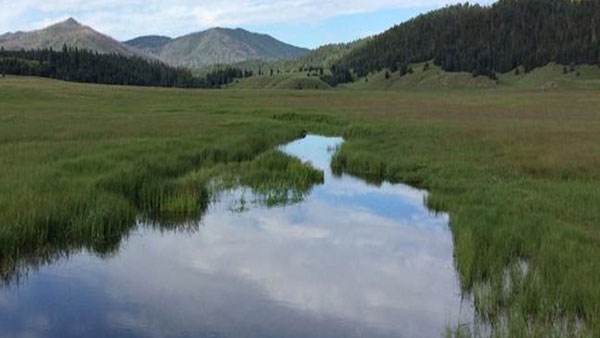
1, 76, 599, 336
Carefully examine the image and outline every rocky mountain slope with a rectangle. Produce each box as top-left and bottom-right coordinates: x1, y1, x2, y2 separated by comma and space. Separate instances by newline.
0, 18, 137, 56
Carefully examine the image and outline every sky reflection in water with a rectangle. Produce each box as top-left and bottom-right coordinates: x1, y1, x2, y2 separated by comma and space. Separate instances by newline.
0, 135, 472, 338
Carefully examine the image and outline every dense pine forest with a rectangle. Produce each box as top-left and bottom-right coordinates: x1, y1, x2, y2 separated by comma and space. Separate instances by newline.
329, 0, 600, 84
0, 47, 248, 88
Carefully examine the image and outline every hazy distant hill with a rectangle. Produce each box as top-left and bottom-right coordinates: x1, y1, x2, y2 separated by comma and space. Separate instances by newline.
123, 35, 172, 55
147, 28, 309, 68
0, 18, 137, 56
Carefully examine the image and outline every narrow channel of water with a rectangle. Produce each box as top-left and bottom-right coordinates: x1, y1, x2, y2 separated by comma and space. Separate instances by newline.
0, 135, 472, 338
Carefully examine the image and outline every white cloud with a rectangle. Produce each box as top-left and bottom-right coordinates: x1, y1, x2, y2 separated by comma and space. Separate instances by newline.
0, 0, 495, 40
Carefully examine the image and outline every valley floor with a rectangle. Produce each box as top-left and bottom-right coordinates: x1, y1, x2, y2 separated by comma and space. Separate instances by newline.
1, 76, 599, 336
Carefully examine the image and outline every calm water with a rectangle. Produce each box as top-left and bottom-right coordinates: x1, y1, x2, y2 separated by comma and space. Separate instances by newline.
0, 135, 472, 338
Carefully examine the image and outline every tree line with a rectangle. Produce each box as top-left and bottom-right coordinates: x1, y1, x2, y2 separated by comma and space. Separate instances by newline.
329, 0, 600, 84
0, 46, 247, 88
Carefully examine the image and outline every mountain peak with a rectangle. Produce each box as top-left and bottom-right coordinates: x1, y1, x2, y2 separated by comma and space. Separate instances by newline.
206, 27, 227, 33
61, 17, 80, 26
0, 17, 137, 57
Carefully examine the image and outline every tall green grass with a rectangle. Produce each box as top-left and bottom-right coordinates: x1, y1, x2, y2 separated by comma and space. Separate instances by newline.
332, 121, 600, 337
0, 143, 324, 283
0, 77, 327, 283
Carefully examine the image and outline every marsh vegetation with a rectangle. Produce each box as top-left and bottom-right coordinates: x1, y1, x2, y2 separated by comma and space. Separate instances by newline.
0, 77, 599, 336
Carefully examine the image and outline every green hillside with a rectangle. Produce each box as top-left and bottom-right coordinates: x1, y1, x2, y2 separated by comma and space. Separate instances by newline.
500, 63, 600, 90
226, 73, 331, 90
341, 62, 497, 90
340, 62, 600, 91
225, 61, 600, 91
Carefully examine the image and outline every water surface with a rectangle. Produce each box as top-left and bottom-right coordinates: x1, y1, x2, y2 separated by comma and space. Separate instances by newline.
0, 135, 471, 338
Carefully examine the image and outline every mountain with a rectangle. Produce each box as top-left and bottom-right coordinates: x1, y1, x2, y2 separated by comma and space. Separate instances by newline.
1, 19, 309, 69
0, 18, 137, 56
124, 35, 172, 55
332, 0, 600, 83
146, 28, 309, 68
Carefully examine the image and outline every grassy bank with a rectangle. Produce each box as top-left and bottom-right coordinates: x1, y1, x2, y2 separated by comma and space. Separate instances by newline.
0, 76, 326, 282
340, 62, 600, 91
1, 76, 599, 336
225, 72, 332, 90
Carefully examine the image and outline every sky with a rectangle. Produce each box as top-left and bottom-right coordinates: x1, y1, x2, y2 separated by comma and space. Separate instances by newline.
0, 0, 495, 49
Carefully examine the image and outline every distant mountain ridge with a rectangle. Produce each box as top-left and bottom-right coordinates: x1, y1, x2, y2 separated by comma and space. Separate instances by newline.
125, 28, 309, 68
0, 19, 309, 68
0, 18, 137, 56
124, 35, 172, 55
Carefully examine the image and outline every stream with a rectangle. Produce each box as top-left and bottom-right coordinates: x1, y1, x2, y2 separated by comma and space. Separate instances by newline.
0, 135, 472, 338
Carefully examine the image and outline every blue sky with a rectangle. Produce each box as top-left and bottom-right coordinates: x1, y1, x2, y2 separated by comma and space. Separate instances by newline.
0, 0, 494, 49
246, 7, 437, 48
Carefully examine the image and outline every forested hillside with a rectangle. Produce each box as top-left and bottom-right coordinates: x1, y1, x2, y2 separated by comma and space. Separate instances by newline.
287, 40, 368, 70
0, 47, 248, 88
331, 0, 600, 83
